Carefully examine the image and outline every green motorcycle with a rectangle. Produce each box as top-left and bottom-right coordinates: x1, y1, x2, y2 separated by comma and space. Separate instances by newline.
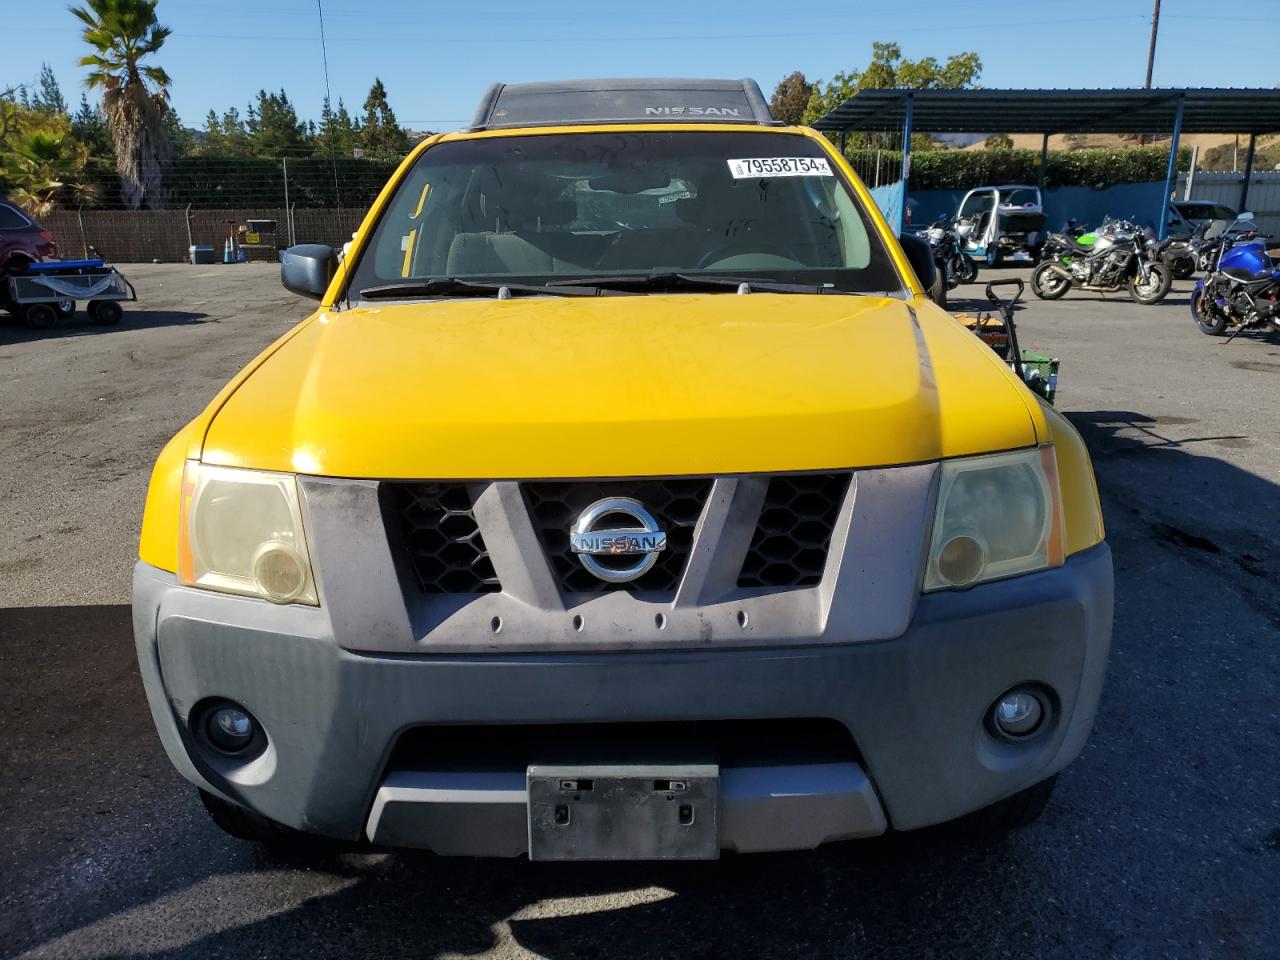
1031, 218, 1173, 305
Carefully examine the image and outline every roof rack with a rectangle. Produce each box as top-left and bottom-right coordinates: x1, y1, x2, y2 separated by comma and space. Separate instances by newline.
467, 78, 778, 131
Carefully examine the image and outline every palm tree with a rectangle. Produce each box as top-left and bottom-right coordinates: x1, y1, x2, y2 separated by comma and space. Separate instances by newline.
69, 0, 172, 209
0, 129, 96, 216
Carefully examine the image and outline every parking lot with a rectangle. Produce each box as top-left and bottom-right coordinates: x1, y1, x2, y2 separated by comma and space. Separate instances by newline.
1, 263, 1278, 959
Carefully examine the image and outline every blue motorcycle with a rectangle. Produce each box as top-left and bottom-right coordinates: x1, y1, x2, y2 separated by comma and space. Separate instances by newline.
1191, 214, 1280, 338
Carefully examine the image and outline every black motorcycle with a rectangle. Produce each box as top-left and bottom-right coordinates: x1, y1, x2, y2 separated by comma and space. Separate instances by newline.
1031, 218, 1173, 305
914, 216, 978, 307
1188, 216, 1263, 275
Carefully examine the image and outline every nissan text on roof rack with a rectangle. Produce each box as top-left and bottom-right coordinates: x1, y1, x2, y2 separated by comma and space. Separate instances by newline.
133, 78, 1112, 861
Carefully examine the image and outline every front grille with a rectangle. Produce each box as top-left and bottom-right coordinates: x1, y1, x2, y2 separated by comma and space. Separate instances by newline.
737, 473, 849, 589
523, 479, 711, 593
385, 483, 499, 593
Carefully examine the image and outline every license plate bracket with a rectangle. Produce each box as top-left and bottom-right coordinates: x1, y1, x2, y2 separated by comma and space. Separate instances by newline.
528, 764, 719, 861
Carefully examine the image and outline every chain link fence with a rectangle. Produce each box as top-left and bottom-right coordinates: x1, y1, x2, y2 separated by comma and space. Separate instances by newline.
41, 155, 407, 263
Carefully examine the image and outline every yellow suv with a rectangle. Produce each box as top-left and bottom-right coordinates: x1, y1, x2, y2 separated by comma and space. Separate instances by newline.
133, 79, 1111, 860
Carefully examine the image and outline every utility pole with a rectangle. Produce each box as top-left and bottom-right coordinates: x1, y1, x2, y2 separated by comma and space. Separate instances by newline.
1137, 0, 1161, 145
1144, 0, 1161, 90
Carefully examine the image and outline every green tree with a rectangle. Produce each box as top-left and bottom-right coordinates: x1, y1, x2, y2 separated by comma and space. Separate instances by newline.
32, 63, 68, 116
200, 106, 250, 156
0, 122, 95, 215
163, 107, 194, 157
245, 89, 310, 157
71, 91, 112, 158
802, 41, 982, 144
984, 134, 1014, 150
70, 0, 173, 209
360, 78, 410, 158
769, 71, 813, 126
316, 95, 361, 157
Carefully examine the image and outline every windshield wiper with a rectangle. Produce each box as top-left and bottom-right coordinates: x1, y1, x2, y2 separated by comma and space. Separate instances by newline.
544, 273, 856, 295
360, 278, 606, 300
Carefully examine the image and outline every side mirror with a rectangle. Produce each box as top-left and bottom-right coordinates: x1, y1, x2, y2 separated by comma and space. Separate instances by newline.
1239, 211, 1255, 221
281, 244, 338, 300
899, 232, 938, 300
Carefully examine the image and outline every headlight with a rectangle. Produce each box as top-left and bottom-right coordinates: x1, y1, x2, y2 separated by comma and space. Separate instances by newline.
178, 462, 318, 605
924, 447, 1063, 592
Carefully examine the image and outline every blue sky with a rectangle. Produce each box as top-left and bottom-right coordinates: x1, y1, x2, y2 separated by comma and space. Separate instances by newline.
4, 0, 1274, 132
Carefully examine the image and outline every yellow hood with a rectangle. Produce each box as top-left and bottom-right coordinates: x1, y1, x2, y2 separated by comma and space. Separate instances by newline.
200, 294, 1044, 478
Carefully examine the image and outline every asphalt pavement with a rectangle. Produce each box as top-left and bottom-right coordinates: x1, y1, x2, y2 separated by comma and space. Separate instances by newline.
1, 264, 1278, 959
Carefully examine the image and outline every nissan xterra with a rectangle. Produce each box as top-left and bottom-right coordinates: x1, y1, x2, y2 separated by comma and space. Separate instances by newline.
133, 79, 1112, 860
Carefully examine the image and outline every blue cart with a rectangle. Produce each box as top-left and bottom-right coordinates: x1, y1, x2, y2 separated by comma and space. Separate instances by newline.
3, 259, 137, 330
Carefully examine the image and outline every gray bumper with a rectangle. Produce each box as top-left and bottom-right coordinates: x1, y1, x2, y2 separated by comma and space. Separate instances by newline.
132, 543, 1112, 853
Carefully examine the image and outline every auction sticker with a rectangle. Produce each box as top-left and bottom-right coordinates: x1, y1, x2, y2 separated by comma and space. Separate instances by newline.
728, 157, 833, 178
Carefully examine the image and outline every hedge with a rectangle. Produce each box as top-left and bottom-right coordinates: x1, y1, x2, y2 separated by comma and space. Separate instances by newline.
844, 145, 1193, 191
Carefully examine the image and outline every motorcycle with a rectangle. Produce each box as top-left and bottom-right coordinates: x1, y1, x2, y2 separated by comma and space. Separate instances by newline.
1190, 217, 1280, 338
1188, 214, 1263, 275
1160, 234, 1197, 280
913, 215, 979, 307
1031, 217, 1173, 305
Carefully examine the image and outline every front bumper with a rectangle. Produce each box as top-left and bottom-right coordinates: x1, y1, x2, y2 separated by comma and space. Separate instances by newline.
133, 543, 1112, 855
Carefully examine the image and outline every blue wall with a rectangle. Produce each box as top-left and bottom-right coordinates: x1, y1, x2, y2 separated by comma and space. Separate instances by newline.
894, 181, 1169, 233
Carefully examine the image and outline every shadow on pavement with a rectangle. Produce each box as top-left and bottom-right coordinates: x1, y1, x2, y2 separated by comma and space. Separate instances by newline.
0, 310, 209, 343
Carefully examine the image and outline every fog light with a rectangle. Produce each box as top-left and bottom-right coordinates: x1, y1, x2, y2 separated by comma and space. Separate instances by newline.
206, 705, 255, 753
992, 690, 1044, 738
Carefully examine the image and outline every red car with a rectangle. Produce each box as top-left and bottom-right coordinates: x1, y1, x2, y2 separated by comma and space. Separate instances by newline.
0, 199, 58, 271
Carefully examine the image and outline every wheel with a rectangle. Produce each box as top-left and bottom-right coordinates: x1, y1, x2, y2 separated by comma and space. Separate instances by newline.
954, 254, 978, 284
927, 266, 947, 308
939, 775, 1058, 842
87, 300, 123, 325
1031, 262, 1070, 300
22, 302, 58, 330
986, 246, 1002, 268
56, 299, 76, 316
1191, 287, 1228, 335
1129, 263, 1172, 304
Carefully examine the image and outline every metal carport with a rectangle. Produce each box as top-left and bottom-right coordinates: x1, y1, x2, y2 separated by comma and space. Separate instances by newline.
813, 88, 1280, 236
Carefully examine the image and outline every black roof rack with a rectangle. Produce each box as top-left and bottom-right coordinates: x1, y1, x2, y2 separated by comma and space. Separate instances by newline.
468, 78, 778, 131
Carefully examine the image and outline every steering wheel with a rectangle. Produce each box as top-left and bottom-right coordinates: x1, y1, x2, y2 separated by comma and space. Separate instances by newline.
695, 238, 799, 270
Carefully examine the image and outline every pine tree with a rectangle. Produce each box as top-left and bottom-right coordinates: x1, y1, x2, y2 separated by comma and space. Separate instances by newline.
360, 78, 410, 158
32, 63, 68, 115
317, 95, 361, 157
71, 91, 113, 161
245, 89, 310, 157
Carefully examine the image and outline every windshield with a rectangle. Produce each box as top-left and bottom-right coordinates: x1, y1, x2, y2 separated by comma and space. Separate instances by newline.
346, 130, 902, 298
1177, 203, 1237, 221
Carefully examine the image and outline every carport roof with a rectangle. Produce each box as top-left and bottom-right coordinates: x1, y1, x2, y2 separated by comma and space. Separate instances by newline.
813, 88, 1280, 135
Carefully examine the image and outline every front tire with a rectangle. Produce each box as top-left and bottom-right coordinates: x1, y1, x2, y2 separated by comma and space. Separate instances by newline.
87, 300, 123, 325
952, 253, 978, 284
1191, 287, 1228, 335
22, 303, 58, 330
1129, 263, 1172, 304
927, 267, 948, 308
1031, 262, 1070, 300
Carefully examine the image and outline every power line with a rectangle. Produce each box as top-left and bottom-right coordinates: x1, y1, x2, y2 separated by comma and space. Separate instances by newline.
315, 0, 342, 211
